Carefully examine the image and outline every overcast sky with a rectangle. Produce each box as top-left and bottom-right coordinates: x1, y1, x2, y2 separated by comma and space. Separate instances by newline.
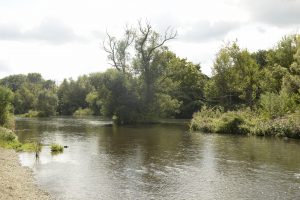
0, 0, 299, 82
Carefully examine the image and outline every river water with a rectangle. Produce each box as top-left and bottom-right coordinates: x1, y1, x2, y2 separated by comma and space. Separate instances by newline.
15, 117, 300, 200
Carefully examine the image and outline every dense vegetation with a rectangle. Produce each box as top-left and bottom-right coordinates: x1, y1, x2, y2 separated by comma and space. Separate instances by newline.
0, 22, 299, 138
191, 34, 300, 138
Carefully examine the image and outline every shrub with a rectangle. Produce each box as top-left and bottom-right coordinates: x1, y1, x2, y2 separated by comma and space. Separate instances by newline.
189, 106, 222, 132
73, 108, 93, 116
259, 92, 296, 119
23, 110, 40, 118
249, 114, 300, 138
0, 127, 16, 141
214, 112, 246, 134
0, 127, 38, 151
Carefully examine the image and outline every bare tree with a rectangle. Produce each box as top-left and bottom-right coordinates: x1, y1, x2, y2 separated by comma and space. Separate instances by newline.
103, 26, 135, 73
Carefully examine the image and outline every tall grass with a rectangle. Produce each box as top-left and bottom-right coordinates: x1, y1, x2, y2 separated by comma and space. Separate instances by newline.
0, 127, 38, 151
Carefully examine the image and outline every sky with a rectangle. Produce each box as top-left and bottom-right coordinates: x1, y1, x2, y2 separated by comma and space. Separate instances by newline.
0, 0, 299, 82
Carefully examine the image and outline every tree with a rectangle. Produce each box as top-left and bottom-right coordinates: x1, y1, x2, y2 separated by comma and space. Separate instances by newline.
36, 90, 58, 117
104, 21, 177, 114
0, 86, 14, 127
157, 51, 208, 118
96, 69, 140, 124
103, 27, 135, 73
57, 77, 92, 115
206, 42, 260, 108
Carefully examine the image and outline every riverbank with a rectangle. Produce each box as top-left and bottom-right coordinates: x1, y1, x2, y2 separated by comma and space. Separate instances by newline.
0, 148, 51, 200
190, 107, 300, 139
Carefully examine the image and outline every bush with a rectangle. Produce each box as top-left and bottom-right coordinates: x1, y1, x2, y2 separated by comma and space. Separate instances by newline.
190, 106, 300, 139
0, 127, 16, 141
22, 110, 40, 118
249, 114, 300, 138
0, 127, 38, 151
51, 143, 64, 152
259, 92, 296, 119
189, 106, 222, 132
214, 112, 246, 134
73, 108, 93, 116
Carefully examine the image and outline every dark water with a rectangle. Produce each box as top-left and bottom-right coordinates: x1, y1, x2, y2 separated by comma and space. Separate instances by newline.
16, 117, 300, 200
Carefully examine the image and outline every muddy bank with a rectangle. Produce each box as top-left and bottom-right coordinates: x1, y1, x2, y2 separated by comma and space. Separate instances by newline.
0, 148, 51, 200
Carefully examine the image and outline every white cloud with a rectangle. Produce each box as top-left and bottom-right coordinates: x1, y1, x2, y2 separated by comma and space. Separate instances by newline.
0, 18, 83, 44
0, 0, 299, 80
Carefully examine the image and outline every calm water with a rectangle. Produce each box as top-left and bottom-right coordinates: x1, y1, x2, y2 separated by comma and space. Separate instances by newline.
16, 117, 300, 200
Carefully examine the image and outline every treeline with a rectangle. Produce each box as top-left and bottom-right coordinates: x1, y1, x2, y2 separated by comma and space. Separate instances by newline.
0, 22, 299, 128
0, 52, 207, 123
191, 34, 300, 138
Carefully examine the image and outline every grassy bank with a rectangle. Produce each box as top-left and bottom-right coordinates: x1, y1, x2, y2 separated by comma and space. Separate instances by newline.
190, 107, 300, 139
0, 127, 38, 152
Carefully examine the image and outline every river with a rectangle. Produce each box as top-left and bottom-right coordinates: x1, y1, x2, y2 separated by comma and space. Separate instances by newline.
15, 117, 300, 199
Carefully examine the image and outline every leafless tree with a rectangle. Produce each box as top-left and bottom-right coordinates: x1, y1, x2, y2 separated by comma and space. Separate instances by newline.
103, 26, 135, 73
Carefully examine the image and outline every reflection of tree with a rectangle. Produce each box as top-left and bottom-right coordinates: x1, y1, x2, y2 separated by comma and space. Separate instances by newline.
97, 124, 204, 195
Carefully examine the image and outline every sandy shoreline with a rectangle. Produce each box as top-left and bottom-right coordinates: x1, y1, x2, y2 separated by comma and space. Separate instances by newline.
0, 148, 51, 200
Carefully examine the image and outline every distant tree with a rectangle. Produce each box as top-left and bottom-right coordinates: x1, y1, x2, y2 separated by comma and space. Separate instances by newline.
0, 74, 27, 92
57, 77, 92, 115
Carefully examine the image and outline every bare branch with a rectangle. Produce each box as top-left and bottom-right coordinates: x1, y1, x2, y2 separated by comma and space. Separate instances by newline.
147, 27, 177, 56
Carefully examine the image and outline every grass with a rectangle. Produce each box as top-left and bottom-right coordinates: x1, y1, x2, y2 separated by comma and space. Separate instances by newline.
50, 143, 64, 153
0, 127, 38, 152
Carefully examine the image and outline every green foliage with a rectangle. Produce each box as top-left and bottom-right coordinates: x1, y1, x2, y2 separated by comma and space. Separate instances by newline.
50, 143, 64, 152
57, 76, 92, 115
159, 51, 208, 118
0, 127, 39, 152
85, 91, 102, 115
206, 42, 260, 109
0, 127, 16, 141
97, 69, 141, 124
21, 110, 40, 118
190, 107, 250, 134
0, 73, 58, 116
249, 115, 300, 138
213, 112, 246, 134
36, 90, 58, 117
189, 106, 222, 132
73, 108, 93, 116
0, 86, 14, 128
259, 92, 296, 118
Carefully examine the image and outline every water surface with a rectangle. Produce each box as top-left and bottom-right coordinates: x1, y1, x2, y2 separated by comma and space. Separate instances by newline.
16, 117, 300, 199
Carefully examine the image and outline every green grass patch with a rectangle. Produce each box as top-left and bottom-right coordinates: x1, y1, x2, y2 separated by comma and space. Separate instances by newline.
50, 143, 64, 153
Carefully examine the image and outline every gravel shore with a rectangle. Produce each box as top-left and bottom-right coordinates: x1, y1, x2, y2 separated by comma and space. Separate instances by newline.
0, 148, 51, 200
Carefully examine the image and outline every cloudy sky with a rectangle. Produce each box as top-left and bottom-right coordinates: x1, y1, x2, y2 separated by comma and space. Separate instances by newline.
0, 0, 299, 82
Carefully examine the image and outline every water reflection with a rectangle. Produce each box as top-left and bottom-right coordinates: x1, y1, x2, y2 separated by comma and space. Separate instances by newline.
16, 117, 300, 200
